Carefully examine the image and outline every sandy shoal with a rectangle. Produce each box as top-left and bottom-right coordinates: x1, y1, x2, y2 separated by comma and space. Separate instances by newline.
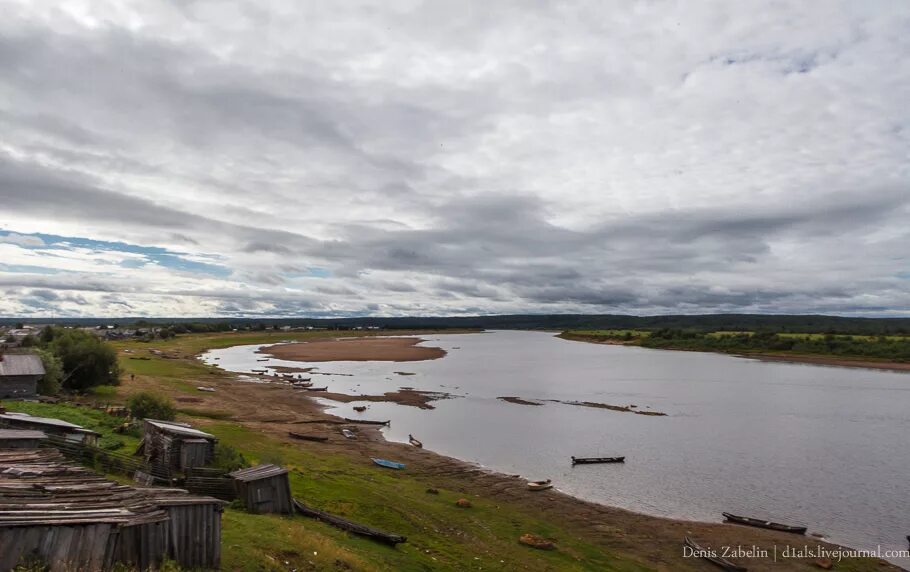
261, 337, 446, 362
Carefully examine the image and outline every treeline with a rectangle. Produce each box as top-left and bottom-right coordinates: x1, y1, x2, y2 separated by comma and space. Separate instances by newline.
6, 313, 910, 335
641, 329, 910, 361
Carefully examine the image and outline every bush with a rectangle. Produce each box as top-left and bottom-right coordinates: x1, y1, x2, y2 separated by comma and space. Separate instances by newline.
212, 443, 249, 472
35, 349, 63, 396
127, 391, 176, 421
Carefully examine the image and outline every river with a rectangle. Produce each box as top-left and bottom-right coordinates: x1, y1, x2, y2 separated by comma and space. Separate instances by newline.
200, 330, 910, 564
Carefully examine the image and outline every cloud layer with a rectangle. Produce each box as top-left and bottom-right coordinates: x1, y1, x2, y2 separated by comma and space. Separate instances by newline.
1, 1, 909, 317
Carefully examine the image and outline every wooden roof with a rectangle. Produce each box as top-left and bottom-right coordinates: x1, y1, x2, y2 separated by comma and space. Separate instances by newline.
0, 353, 45, 377
144, 419, 216, 440
229, 463, 288, 482
0, 449, 223, 527
0, 412, 101, 437
0, 429, 47, 440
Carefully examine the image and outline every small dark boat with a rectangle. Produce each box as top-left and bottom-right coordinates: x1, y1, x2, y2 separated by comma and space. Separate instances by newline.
408, 434, 423, 448
571, 456, 625, 465
288, 432, 328, 442
722, 512, 807, 535
304, 386, 328, 391
257, 358, 269, 362
343, 418, 390, 426
353, 406, 367, 412
684, 536, 747, 572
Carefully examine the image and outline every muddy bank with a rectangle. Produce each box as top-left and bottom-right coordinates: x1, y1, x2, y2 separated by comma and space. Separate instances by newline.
318, 388, 453, 410
498, 396, 543, 406
261, 336, 446, 363
552, 400, 668, 416
744, 353, 910, 372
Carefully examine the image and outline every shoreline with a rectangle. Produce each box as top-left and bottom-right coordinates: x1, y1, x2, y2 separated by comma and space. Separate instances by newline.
183, 345, 900, 571
260, 336, 447, 362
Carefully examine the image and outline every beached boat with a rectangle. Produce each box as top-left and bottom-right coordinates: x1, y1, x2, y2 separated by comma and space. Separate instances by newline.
196, 386, 216, 392
684, 537, 747, 571
372, 458, 406, 470
527, 479, 552, 491
256, 358, 269, 362
341, 429, 357, 439
304, 386, 328, 391
353, 406, 367, 412
251, 368, 268, 373
408, 434, 423, 448
722, 512, 807, 534
343, 418, 390, 425
288, 432, 328, 442
571, 456, 625, 465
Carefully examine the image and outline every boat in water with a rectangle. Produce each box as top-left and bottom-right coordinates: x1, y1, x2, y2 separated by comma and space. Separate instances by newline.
722, 512, 807, 534
372, 458, 406, 470
571, 456, 624, 465
684, 536, 747, 571
408, 434, 423, 448
353, 406, 367, 412
527, 479, 552, 491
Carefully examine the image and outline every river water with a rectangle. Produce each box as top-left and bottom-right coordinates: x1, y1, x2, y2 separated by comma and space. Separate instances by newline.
201, 330, 910, 564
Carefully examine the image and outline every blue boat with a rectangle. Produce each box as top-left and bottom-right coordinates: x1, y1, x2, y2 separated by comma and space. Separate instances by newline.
371, 458, 406, 470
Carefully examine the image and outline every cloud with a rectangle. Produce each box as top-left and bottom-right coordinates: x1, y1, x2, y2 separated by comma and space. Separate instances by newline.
0, 1, 908, 317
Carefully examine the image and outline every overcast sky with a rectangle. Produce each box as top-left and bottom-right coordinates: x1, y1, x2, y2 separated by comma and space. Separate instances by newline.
1, 1, 908, 318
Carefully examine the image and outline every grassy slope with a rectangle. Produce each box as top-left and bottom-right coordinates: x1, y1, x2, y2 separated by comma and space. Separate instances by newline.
108, 332, 652, 572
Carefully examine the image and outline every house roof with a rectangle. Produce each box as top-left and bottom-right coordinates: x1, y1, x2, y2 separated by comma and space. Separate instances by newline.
229, 463, 288, 482
0, 429, 48, 440
144, 419, 216, 440
0, 448, 223, 527
0, 412, 102, 437
0, 353, 45, 377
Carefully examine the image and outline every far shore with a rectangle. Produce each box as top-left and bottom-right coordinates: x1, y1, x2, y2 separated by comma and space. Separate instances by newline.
560, 333, 910, 373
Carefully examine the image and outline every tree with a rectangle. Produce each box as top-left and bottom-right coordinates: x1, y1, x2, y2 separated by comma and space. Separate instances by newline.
45, 328, 121, 391
127, 391, 176, 421
35, 349, 63, 395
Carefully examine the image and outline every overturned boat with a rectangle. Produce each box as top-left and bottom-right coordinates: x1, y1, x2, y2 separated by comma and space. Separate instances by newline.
527, 479, 552, 491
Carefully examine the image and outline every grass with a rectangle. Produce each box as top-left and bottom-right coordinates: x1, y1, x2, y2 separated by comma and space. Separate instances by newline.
1, 400, 140, 451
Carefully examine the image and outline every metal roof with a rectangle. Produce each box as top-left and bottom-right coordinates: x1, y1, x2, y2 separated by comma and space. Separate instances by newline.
229, 463, 288, 482
0, 449, 223, 527
0, 353, 45, 377
145, 419, 216, 440
0, 412, 101, 436
0, 429, 47, 440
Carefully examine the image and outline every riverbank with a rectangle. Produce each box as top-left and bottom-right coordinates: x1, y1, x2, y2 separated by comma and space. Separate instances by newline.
559, 331, 910, 373
111, 330, 896, 571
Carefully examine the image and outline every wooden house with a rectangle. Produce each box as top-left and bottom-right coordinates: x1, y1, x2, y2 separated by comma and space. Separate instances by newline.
0, 448, 224, 571
139, 419, 217, 476
229, 464, 293, 514
0, 429, 48, 449
0, 412, 100, 446
0, 353, 45, 399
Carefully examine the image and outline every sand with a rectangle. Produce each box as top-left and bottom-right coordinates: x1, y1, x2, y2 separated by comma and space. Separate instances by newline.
261, 337, 446, 362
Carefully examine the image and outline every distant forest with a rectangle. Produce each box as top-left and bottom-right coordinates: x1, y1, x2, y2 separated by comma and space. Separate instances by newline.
4, 313, 910, 335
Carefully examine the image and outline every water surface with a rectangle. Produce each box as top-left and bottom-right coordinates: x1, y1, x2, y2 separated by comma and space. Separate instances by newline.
201, 330, 910, 564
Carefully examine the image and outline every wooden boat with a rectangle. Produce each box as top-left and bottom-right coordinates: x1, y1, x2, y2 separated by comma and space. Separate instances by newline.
196, 386, 216, 392
722, 512, 807, 535
256, 358, 269, 362
372, 458, 406, 470
341, 429, 357, 439
288, 432, 328, 442
343, 418, 390, 426
571, 456, 624, 465
684, 537, 747, 571
293, 499, 406, 545
353, 406, 367, 412
408, 434, 423, 448
304, 386, 328, 391
527, 479, 552, 491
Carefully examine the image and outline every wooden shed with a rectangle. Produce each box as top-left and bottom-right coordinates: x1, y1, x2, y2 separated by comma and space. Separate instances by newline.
0, 428, 48, 449
0, 353, 44, 399
0, 412, 100, 446
229, 464, 293, 514
139, 419, 217, 476
0, 448, 224, 571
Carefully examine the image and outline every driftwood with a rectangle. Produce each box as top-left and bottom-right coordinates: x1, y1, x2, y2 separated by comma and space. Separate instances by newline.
288, 432, 329, 442
293, 499, 406, 545
343, 418, 390, 426
290, 419, 349, 425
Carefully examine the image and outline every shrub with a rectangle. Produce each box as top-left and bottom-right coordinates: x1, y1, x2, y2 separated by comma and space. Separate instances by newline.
34, 349, 63, 396
212, 443, 249, 472
127, 391, 176, 421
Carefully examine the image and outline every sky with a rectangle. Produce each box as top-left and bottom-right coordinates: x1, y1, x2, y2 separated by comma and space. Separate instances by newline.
1, 1, 909, 318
